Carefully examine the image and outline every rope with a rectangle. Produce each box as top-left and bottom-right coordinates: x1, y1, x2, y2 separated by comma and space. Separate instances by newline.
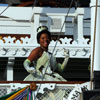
0, 4, 10, 16
51, 0, 74, 72
90, 0, 98, 90
32, 0, 38, 8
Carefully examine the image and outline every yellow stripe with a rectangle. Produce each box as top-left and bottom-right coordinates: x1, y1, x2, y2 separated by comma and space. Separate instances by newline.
6, 87, 28, 100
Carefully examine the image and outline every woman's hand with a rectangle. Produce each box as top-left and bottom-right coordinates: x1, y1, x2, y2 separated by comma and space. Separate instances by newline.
63, 48, 69, 57
27, 67, 36, 74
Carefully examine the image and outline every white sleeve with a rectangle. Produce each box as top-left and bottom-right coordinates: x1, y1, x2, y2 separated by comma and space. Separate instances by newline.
23, 59, 36, 73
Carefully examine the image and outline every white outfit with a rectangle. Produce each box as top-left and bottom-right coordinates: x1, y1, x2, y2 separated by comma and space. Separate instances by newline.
24, 51, 66, 81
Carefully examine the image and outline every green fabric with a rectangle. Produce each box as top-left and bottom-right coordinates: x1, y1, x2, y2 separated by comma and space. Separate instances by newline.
25, 59, 31, 64
27, 88, 29, 100
36, 51, 49, 74
57, 63, 63, 72
0, 88, 22, 100
27, 88, 32, 100
24, 59, 31, 66
30, 91, 32, 100
36, 52, 49, 70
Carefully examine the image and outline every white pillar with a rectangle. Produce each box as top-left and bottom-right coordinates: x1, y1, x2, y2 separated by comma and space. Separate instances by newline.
7, 57, 15, 81
73, 8, 84, 44
90, 0, 100, 89
30, 14, 40, 45
90, 0, 100, 71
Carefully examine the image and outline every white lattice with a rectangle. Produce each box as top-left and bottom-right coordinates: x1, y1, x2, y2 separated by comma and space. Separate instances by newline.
0, 87, 8, 97
0, 36, 31, 45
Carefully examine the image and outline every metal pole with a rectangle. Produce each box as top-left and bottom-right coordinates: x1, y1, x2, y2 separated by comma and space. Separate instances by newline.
90, 0, 100, 89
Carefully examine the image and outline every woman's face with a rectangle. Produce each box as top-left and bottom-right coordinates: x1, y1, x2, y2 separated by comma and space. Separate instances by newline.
39, 33, 50, 49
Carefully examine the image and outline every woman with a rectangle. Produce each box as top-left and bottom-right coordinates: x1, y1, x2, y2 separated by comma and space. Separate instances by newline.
23, 26, 69, 81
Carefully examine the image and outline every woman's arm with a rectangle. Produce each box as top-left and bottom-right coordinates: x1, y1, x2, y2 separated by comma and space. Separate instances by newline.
58, 56, 69, 72
23, 47, 43, 73
57, 50, 69, 72
28, 47, 42, 62
23, 59, 36, 73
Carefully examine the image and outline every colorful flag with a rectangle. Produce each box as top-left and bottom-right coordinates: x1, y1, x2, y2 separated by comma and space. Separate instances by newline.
13, 88, 28, 100
6, 87, 28, 100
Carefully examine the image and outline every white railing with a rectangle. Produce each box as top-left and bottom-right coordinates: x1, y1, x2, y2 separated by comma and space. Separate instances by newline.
0, 82, 90, 100
0, 36, 90, 58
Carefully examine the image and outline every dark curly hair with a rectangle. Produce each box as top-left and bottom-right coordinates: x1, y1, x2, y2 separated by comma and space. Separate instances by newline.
36, 26, 51, 43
